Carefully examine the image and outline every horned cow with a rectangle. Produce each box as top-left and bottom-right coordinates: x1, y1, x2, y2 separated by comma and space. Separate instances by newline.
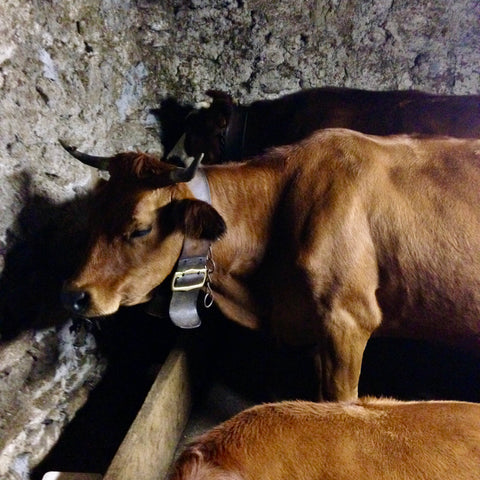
61, 128, 480, 401
169, 399, 480, 480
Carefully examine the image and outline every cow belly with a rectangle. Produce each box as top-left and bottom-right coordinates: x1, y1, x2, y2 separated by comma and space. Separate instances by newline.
375, 285, 480, 355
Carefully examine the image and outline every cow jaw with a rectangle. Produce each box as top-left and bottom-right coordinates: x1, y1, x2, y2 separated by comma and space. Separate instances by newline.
63, 216, 185, 318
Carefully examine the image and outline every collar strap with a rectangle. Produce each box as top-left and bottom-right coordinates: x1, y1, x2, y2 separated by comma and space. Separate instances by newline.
168, 168, 211, 328
186, 167, 210, 202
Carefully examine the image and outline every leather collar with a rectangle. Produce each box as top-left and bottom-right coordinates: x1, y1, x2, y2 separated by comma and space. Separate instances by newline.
168, 168, 212, 328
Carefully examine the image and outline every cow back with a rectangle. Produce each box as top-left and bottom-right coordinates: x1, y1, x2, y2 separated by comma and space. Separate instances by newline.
169, 399, 480, 480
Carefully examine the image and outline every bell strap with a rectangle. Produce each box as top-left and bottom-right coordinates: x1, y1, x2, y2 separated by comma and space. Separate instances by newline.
169, 168, 211, 328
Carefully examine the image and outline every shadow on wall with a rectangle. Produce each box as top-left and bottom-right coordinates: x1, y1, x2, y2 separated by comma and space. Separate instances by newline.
150, 96, 193, 155
0, 174, 91, 340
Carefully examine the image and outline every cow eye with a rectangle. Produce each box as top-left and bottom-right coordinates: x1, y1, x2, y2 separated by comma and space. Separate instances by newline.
130, 226, 152, 239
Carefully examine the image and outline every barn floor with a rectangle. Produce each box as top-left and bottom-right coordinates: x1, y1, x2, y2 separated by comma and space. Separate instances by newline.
34, 305, 480, 479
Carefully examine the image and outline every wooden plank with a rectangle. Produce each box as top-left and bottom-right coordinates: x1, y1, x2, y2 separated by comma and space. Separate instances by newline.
104, 347, 192, 480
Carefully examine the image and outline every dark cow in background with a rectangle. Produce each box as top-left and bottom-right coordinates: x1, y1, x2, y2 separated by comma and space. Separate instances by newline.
61, 129, 480, 401
174, 87, 480, 164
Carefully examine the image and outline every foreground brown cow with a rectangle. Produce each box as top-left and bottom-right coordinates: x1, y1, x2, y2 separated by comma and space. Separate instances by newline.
61, 128, 480, 401
178, 88, 480, 164
169, 399, 480, 480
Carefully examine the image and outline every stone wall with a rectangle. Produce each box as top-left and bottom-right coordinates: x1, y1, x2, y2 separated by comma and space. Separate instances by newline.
153, 0, 480, 102
0, 0, 478, 478
0, 2, 161, 478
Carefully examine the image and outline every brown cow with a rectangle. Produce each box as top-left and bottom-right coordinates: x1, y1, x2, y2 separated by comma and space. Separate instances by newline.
169, 398, 480, 480
176, 87, 480, 164
60, 128, 480, 401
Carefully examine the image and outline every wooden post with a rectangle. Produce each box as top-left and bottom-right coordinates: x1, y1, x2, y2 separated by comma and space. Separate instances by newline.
103, 347, 192, 480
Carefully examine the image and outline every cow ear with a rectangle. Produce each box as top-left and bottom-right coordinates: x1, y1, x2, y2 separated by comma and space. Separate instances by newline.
172, 199, 226, 241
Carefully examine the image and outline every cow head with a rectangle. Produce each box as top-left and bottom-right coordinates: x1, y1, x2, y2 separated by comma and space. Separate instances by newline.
183, 90, 234, 164
59, 142, 226, 318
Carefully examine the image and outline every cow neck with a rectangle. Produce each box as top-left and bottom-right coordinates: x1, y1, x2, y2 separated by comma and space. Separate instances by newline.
224, 105, 248, 161
167, 167, 212, 329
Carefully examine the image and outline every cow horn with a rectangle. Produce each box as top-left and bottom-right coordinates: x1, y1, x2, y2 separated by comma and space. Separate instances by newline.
169, 153, 204, 183
59, 140, 111, 171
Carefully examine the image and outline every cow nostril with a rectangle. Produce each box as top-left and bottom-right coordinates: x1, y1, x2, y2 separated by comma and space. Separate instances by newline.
61, 289, 91, 315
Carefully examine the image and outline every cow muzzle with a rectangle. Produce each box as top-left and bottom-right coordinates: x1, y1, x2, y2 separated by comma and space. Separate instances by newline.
61, 288, 92, 316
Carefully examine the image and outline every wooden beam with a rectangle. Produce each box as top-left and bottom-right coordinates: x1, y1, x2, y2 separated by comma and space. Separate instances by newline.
103, 347, 192, 480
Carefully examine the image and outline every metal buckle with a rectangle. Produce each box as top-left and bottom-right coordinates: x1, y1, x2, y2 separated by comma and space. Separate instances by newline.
171, 267, 208, 292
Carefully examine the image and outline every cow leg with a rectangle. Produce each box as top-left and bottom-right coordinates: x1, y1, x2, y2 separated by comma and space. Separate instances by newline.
315, 328, 367, 401
313, 292, 381, 401
297, 208, 381, 401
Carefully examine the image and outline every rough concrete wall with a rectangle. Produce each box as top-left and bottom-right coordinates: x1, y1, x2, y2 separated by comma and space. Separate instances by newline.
0, 0, 478, 478
151, 0, 480, 103
0, 1, 160, 479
